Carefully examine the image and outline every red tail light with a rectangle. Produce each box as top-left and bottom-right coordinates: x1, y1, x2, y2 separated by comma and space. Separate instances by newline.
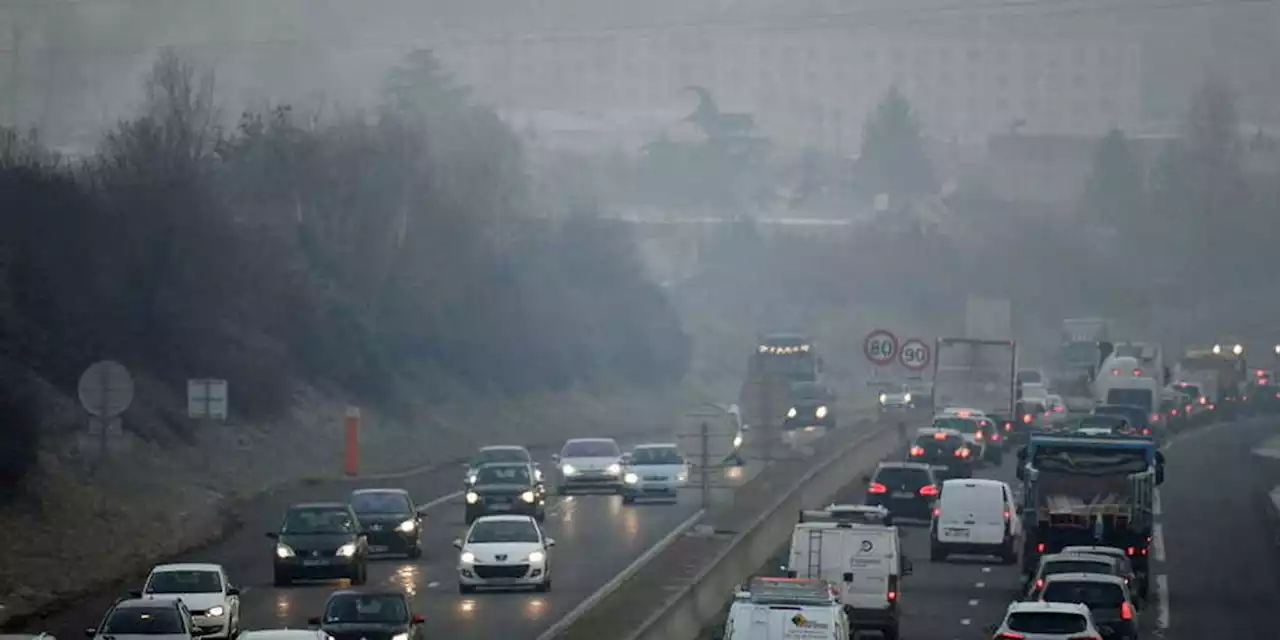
996, 633, 1027, 640
1004, 422, 1013, 431
919, 484, 939, 496
932, 507, 940, 517
1121, 601, 1134, 620
1171, 409, 1178, 415
1209, 403, 1216, 410
1022, 414, 1032, 423
1035, 577, 1044, 589
1199, 396, 1208, 405
991, 432, 1001, 441
1003, 510, 1011, 520
1149, 413, 1160, 422
1141, 428, 1151, 435
933, 432, 948, 440
867, 482, 888, 494
1126, 546, 1136, 555
1036, 542, 1046, 552
1133, 368, 1143, 376
910, 445, 925, 456
1111, 368, 1121, 375
887, 574, 899, 602
955, 447, 971, 458
975, 431, 984, 440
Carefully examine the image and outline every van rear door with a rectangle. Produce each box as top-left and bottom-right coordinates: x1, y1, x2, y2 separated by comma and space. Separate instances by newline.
938, 483, 1007, 545
819, 527, 894, 610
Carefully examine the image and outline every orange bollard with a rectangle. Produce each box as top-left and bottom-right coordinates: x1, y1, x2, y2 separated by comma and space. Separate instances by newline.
344, 407, 361, 477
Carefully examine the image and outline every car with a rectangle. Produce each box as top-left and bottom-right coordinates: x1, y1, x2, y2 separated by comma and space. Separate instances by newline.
1069, 415, 1129, 436
907, 427, 974, 480
878, 384, 917, 410
462, 445, 542, 487
1092, 404, 1153, 436
784, 381, 838, 429
454, 515, 555, 593
1043, 394, 1069, 425
621, 443, 688, 504
1058, 546, 1141, 597
932, 415, 1001, 465
1023, 553, 1129, 599
862, 461, 939, 520
724, 403, 750, 465
1036, 573, 1138, 640
937, 407, 1009, 450
464, 462, 547, 524
930, 478, 1021, 564
347, 488, 427, 558
1016, 399, 1049, 433
86, 597, 205, 640
235, 631, 328, 640
134, 564, 240, 640
990, 601, 1103, 640
267, 502, 369, 587
551, 438, 625, 494
306, 589, 426, 640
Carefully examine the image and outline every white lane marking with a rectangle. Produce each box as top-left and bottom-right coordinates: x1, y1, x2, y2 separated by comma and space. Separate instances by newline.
982, 567, 991, 573
968, 599, 979, 606
1152, 523, 1166, 562
1162, 418, 1234, 452
534, 508, 707, 640
421, 491, 463, 509
1153, 488, 1162, 516
960, 619, 971, 625
1156, 574, 1170, 629
1270, 486, 1280, 513
975, 582, 985, 588
427, 581, 439, 588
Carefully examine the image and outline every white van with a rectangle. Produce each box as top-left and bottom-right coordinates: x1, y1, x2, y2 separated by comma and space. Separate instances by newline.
786, 521, 909, 638
1098, 374, 1161, 425
930, 478, 1021, 563
722, 577, 849, 640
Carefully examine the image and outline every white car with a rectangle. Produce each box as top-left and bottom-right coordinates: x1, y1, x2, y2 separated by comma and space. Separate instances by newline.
551, 437, 624, 494
990, 601, 1103, 640
137, 563, 240, 640
1043, 394, 1069, 425
621, 443, 689, 504
454, 515, 555, 593
878, 384, 916, 409
236, 631, 329, 640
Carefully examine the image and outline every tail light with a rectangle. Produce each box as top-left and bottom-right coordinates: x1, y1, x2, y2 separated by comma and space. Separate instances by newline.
867, 482, 888, 494
1036, 542, 1046, 552
910, 445, 925, 456
1133, 368, 1143, 376
1209, 403, 1216, 410
975, 431, 984, 440
1199, 397, 1208, 405
1185, 404, 1192, 411
933, 432, 948, 440
991, 432, 1001, 441
1035, 577, 1044, 589
919, 484, 939, 496
1111, 368, 1121, 375
1149, 413, 1160, 422
887, 574, 899, 602
1022, 414, 1032, 423
1004, 422, 1013, 431
932, 507, 940, 517
1126, 546, 1136, 555
995, 633, 1027, 640
1003, 510, 1011, 520
1141, 428, 1151, 436
956, 447, 971, 458
1121, 601, 1134, 620
1171, 409, 1178, 415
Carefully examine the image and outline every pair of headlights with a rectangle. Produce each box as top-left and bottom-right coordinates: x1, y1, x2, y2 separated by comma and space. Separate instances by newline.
459, 549, 545, 564
465, 490, 537, 504
276, 542, 360, 558
786, 405, 829, 418
561, 463, 622, 475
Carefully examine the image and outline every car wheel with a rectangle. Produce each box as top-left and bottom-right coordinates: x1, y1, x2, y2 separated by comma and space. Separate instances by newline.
408, 545, 423, 560
352, 563, 368, 585
273, 571, 291, 587
459, 584, 476, 594
535, 579, 551, 592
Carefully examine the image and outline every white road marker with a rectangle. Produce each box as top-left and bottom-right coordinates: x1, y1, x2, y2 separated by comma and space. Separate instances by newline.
1153, 488, 1162, 516
968, 599, 979, 606
1152, 523, 1166, 562
427, 581, 440, 588
960, 619, 971, 626
982, 567, 992, 573
1156, 574, 1170, 629
975, 582, 985, 588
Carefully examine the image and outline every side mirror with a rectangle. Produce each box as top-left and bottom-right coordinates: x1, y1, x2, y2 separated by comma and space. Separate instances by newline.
226, 587, 240, 596
902, 558, 914, 576
307, 616, 321, 627
982, 624, 998, 635
546, 538, 557, 547
129, 589, 142, 598
550, 453, 560, 463
620, 454, 632, 464
265, 532, 279, 540
416, 505, 430, 516
85, 629, 98, 638
452, 538, 464, 549
842, 572, 854, 582
411, 614, 426, 625
861, 474, 871, 485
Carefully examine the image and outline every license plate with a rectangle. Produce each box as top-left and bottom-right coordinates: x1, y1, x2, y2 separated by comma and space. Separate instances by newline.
892, 491, 915, 499
303, 559, 328, 566
369, 545, 389, 553
944, 527, 971, 538
489, 503, 511, 511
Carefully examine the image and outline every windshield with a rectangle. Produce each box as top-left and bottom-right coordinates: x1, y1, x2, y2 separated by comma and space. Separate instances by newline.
468, 519, 540, 544
350, 492, 412, 515
1095, 405, 1148, 426
1045, 560, 1113, 576
103, 607, 185, 635
873, 467, 932, 487
1079, 416, 1126, 430
631, 447, 683, 465
1062, 342, 1100, 366
1042, 581, 1127, 608
934, 418, 980, 433
1105, 389, 1153, 410
474, 465, 531, 485
791, 382, 825, 399
322, 594, 408, 624
472, 448, 529, 466
1173, 384, 1201, 397
145, 570, 222, 594
1006, 612, 1088, 634
281, 507, 356, 534
1016, 401, 1045, 414
562, 441, 620, 458
760, 352, 816, 381
1017, 370, 1042, 384
914, 433, 963, 452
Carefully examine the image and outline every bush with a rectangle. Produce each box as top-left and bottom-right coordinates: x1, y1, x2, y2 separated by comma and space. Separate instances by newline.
0, 368, 42, 504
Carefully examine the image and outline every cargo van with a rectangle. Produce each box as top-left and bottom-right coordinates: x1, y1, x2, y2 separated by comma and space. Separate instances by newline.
721, 577, 849, 640
930, 478, 1021, 563
786, 521, 911, 639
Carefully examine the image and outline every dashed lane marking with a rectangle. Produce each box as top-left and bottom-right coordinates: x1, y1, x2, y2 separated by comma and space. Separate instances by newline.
975, 582, 985, 588
968, 599, 979, 606
981, 567, 991, 573
422, 491, 463, 509
427, 581, 440, 588
1152, 523, 1166, 563
1156, 574, 1170, 629
960, 619, 971, 626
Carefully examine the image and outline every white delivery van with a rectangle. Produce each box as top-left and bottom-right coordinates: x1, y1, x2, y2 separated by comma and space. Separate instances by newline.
786, 521, 910, 639
722, 577, 849, 640
930, 478, 1021, 563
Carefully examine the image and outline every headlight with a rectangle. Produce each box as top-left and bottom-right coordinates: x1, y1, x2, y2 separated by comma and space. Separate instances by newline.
732, 434, 743, 448
527, 550, 545, 563
815, 405, 828, 418
879, 393, 888, 404
397, 518, 417, 533
275, 543, 295, 559
460, 551, 476, 564
624, 472, 639, 484
676, 472, 688, 482
391, 634, 409, 640
521, 490, 536, 503
335, 543, 357, 557
466, 474, 477, 485
206, 606, 225, 617
561, 464, 577, 475
606, 463, 621, 475
904, 393, 912, 402
465, 491, 480, 504
534, 468, 544, 481
787, 407, 798, 418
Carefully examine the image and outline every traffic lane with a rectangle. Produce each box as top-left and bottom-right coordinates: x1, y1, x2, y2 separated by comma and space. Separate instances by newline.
1161, 417, 1280, 639
29, 433, 675, 637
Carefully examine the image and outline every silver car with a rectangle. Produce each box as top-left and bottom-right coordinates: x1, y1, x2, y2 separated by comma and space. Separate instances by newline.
87, 598, 210, 640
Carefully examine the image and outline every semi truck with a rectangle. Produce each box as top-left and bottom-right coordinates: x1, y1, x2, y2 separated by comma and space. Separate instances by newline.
1016, 433, 1164, 598
932, 338, 1018, 440
1176, 347, 1247, 417
738, 333, 836, 446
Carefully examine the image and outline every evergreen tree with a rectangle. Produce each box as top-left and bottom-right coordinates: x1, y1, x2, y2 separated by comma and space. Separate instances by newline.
1082, 128, 1145, 231
857, 87, 937, 198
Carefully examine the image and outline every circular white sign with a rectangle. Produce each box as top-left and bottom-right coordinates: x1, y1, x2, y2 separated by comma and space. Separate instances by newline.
864, 330, 898, 365
899, 339, 932, 371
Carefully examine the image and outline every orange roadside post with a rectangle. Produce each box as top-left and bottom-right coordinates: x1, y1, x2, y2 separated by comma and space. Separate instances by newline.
344, 407, 361, 476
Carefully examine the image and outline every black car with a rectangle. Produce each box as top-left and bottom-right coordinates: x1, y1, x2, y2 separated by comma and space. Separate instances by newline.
935, 416, 1003, 465
863, 462, 939, 520
1092, 404, 1152, 436
268, 502, 369, 586
86, 597, 204, 640
308, 589, 425, 640
464, 462, 547, 524
462, 445, 542, 488
906, 429, 973, 480
348, 488, 427, 558
783, 381, 838, 429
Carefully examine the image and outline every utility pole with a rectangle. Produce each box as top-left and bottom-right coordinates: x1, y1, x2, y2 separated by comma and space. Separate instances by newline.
699, 420, 710, 510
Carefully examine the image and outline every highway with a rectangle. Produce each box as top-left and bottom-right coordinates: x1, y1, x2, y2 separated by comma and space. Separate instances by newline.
25, 435, 761, 640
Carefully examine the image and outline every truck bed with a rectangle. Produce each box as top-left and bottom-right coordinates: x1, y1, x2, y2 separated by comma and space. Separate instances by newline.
1032, 470, 1152, 525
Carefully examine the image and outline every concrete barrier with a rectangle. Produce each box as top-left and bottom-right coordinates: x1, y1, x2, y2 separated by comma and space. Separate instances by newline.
623, 424, 902, 640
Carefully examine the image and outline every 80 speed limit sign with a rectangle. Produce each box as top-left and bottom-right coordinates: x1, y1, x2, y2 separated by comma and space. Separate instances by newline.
899, 338, 931, 371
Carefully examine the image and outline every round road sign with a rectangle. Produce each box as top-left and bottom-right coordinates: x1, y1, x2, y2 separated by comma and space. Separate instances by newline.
77, 360, 135, 418
864, 330, 899, 365
899, 339, 932, 371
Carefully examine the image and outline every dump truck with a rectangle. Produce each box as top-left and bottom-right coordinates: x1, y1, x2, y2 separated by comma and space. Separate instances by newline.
932, 338, 1018, 441
1016, 433, 1164, 598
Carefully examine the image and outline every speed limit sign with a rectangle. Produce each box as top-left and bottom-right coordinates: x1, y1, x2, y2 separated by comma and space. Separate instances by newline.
864, 330, 898, 365
899, 338, 931, 371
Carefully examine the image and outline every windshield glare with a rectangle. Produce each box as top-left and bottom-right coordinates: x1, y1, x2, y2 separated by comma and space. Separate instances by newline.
934, 418, 980, 433
631, 447, 683, 465
468, 520, 540, 544
103, 608, 184, 635
1007, 612, 1087, 634
873, 467, 931, 487
473, 448, 528, 465
1042, 581, 1126, 608
323, 595, 408, 624
145, 570, 222, 594
350, 492, 411, 515
282, 508, 356, 534
562, 441, 620, 458
475, 465, 531, 485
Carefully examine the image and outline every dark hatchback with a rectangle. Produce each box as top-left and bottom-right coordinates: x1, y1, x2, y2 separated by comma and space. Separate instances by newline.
907, 429, 973, 480
268, 502, 369, 586
864, 462, 939, 520
1038, 573, 1139, 640
348, 488, 428, 558
309, 589, 425, 640
464, 462, 547, 524
783, 381, 838, 429
1092, 404, 1151, 436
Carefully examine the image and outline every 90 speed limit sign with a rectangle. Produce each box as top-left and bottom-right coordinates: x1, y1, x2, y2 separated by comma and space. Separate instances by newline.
899, 338, 931, 371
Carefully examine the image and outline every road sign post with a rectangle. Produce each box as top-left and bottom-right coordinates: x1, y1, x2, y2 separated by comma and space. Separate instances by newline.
77, 360, 135, 469
899, 338, 932, 372
864, 330, 899, 366
187, 379, 229, 424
